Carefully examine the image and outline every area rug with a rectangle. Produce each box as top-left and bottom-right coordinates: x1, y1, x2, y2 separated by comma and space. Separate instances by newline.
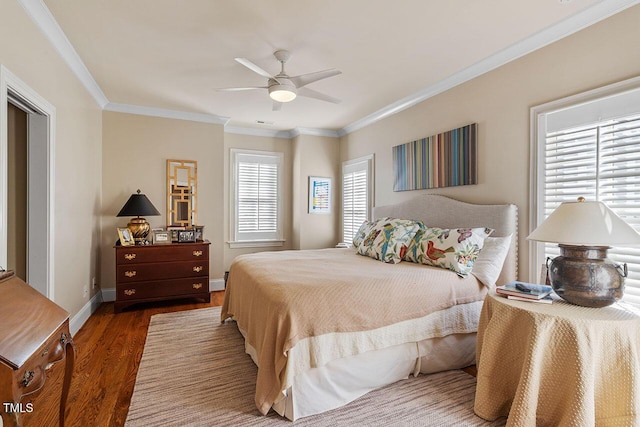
125, 307, 505, 426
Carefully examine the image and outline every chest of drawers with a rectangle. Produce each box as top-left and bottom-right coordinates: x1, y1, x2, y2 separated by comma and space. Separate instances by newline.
114, 241, 211, 313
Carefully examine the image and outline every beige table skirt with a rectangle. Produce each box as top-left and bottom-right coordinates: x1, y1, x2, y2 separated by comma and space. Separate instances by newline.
474, 292, 640, 426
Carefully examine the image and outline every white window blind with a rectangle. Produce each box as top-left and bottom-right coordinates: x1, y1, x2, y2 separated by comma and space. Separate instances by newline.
230, 149, 283, 246
541, 113, 640, 305
342, 155, 373, 245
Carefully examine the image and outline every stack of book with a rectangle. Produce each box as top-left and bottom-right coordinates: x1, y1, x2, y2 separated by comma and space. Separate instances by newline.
496, 281, 555, 304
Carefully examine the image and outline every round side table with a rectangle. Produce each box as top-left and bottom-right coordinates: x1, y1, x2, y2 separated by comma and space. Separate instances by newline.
474, 292, 640, 426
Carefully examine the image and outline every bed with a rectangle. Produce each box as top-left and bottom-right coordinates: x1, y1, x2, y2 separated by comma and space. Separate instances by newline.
221, 194, 518, 420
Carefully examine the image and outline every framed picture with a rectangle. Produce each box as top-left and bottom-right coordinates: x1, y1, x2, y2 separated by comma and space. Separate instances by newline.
194, 225, 204, 241
117, 227, 135, 246
308, 176, 331, 214
152, 230, 171, 244
178, 229, 196, 243
167, 226, 185, 242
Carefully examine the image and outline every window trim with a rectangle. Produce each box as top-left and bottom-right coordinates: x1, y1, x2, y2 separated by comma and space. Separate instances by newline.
341, 154, 374, 246
529, 76, 640, 283
229, 148, 284, 248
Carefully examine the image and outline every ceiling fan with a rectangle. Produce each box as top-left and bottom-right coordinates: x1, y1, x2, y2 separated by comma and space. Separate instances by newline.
217, 50, 342, 111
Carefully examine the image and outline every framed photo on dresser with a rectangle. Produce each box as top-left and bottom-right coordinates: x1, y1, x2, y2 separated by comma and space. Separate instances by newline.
152, 230, 171, 244
117, 227, 134, 246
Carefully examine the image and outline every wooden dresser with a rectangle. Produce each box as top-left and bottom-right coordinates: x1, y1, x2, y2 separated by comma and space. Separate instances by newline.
0, 272, 75, 427
114, 241, 211, 313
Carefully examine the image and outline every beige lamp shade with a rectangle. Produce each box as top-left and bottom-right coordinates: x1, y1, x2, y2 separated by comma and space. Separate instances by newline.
527, 198, 640, 246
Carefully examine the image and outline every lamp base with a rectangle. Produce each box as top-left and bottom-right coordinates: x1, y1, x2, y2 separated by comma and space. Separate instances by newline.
548, 245, 626, 308
127, 217, 150, 244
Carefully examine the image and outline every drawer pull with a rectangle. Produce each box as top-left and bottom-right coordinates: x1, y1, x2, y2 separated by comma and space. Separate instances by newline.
124, 271, 137, 278
124, 253, 137, 261
124, 289, 136, 296
193, 266, 203, 273
21, 370, 35, 388
193, 283, 203, 290
192, 250, 203, 257
60, 332, 71, 346
41, 347, 49, 357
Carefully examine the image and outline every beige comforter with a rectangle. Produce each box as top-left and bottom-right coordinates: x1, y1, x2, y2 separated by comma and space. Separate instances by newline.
221, 248, 486, 415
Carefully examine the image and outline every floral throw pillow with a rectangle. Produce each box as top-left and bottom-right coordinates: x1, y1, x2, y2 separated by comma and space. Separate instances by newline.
352, 219, 374, 247
404, 226, 494, 276
357, 217, 422, 263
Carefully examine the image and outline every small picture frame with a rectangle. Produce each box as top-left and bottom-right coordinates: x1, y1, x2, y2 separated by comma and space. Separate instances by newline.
152, 230, 171, 244
167, 226, 186, 242
178, 229, 196, 243
308, 176, 331, 214
117, 227, 135, 246
194, 225, 204, 241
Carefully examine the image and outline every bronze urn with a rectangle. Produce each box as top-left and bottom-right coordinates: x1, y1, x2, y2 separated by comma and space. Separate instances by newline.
547, 245, 627, 308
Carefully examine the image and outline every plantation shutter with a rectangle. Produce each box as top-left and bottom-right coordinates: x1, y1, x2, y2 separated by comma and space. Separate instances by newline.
231, 150, 283, 244
542, 113, 640, 305
342, 156, 373, 245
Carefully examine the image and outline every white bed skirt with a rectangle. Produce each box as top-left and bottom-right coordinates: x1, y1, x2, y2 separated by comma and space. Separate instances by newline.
274, 333, 477, 420
238, 300, 482, 421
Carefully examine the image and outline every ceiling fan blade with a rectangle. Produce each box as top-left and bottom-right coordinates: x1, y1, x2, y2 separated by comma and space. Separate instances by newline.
216, 86, 267, 92
290, 69, 341, 88
297, 87, 341, 104
272, 101, 283, 111
234, 58, 279, 82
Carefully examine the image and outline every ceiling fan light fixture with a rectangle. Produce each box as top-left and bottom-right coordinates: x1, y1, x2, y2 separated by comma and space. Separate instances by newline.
226, 50, 341, 106
269, 84, 297, 103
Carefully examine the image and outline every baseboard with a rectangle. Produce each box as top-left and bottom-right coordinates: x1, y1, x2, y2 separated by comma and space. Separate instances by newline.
70, 291, 104, 335
210, 278, 225, 291
102, 287, 116, 302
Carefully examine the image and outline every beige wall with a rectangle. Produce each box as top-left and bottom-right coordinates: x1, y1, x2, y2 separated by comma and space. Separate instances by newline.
101, 112, 225, 286
292, 134, 340, 249
339, 5, 640, 283
0, 0, 103, 317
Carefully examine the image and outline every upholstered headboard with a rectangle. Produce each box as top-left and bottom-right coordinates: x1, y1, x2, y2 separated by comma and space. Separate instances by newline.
373, 194, 518, 285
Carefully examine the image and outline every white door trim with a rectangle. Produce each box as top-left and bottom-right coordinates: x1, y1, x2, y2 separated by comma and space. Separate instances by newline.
0, 65, 56, 298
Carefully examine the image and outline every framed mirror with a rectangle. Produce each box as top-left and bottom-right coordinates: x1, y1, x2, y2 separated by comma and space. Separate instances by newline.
167, 159, 197, 227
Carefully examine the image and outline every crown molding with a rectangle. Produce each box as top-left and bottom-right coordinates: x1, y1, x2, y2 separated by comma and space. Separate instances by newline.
224, 125, 295, 139
20, 0, 640, 138
224, 125, 340, 139
290, 127, 340, 138
105, 102, 230, 125
18, 0, 109, 108
339, 0, 640, 136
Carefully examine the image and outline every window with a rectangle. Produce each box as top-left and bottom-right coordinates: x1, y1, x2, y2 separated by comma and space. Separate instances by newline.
230, 149, 284, 248
342, 155, 374, 245
531, 79, 640, 305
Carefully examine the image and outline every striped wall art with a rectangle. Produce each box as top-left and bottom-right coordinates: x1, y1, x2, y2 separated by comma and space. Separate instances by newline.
392, 123, 477, 191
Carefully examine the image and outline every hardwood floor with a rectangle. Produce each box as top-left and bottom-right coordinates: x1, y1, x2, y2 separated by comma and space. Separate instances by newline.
22, 292, 225, 427
21, 291, 477, 426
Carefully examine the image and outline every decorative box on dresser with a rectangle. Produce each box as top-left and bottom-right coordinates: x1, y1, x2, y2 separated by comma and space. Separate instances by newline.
114, 240, 211, 313
0, 271, 75, 427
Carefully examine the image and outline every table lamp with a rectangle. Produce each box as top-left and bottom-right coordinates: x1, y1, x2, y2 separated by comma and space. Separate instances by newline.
117, 189, 161, 244
527, 197, 640, 307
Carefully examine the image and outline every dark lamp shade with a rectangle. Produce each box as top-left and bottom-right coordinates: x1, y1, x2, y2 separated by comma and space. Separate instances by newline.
117, 190, 160, 217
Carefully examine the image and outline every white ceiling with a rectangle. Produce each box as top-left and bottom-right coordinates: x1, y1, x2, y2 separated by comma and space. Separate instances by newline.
35, 0, 638, 136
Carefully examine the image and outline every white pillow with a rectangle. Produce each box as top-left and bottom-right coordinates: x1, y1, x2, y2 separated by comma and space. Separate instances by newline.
471, 234, 512, 289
